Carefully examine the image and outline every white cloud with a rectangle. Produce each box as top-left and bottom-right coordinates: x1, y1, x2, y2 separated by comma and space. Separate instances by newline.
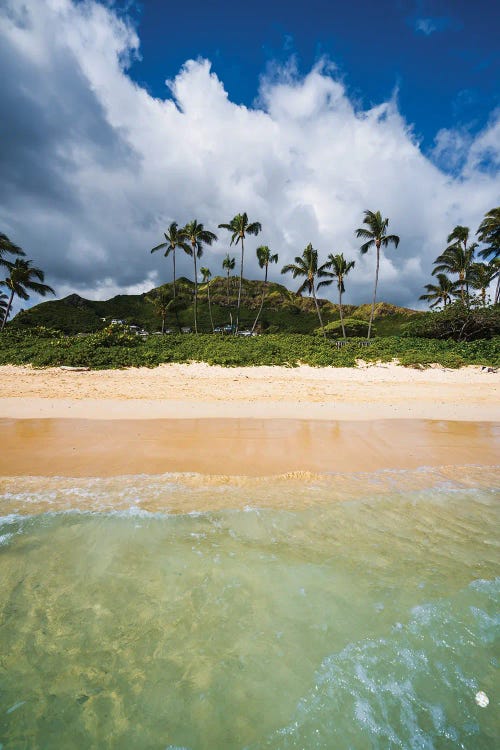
0, 0, 499, 315
415, 18, 437, 35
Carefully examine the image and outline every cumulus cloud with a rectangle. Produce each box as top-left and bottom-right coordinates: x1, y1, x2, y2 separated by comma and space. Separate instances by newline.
0, 0, 499, 314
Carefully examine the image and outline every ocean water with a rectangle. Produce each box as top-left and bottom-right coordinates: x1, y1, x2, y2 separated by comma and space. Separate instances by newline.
0, 466, 499, 749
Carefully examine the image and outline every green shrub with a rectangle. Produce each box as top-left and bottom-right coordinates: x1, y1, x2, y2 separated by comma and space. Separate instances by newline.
316, 318, 371, 338
405, 300, 500, 341
0, 331, 498, 369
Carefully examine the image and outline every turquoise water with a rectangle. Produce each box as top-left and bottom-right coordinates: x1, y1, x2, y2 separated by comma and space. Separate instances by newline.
0, 467, 499, 749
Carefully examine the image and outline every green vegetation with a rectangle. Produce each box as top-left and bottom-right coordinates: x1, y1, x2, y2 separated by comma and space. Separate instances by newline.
405, 300, 500, 342
0, 328, 498, 370
318, 318, 370, 339
1, 206, 499, 370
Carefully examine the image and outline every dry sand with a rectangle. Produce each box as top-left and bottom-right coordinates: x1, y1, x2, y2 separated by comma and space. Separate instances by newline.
0, 362, 498, 421
0, 363, 498, 477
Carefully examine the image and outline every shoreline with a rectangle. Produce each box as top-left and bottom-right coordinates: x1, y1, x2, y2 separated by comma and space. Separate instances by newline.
1, 417, 498, 477
1, 363, 498, 480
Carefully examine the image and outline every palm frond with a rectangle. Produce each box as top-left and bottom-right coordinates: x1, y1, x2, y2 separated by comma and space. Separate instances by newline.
151, 242, 168, 254
359, 239, 374, 254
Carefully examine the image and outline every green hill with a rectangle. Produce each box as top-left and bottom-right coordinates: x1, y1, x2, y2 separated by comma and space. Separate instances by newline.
9, 276, 423, 336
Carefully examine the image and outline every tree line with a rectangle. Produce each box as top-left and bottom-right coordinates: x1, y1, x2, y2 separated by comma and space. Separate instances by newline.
149, 207, 499, 340
419, 208, 500, 310
0, 206, 498, 337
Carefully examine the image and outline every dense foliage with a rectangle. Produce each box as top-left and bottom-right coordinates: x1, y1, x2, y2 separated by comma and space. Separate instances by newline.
0, 328, 498, 369
9, 279, 421, 336
404, 300, 500, 341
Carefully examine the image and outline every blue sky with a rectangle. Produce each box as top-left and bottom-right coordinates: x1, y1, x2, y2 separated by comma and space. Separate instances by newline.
0, 0, 499, 309
124, 0, 499, 157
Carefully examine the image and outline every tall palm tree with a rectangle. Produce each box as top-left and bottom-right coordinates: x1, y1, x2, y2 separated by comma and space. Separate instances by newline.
432, 239, 476, 303
419, 273, 457, 309
469, 262, 499, 306
477, 208, 500, 304
492, 258, 500, 305
222, 254, 235, 305
1, 258, 55, 331
0, 233, 25, 267
182, 220, 217, 333
150, 222, 190, 298
281, 243, 333, 338
218, 213, 261, 332
0, 292, 8, 323
251, 246, 278, 333
326, 253, 355, 339
200, 267, 214, 332
355, 210, 400, 339
477, 207, 500, 261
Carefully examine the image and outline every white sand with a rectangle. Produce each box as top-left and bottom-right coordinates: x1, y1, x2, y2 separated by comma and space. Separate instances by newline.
0, 362, 498, 421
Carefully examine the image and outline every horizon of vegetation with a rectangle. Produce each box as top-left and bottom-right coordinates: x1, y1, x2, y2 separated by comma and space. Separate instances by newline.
1, 207, 498, 346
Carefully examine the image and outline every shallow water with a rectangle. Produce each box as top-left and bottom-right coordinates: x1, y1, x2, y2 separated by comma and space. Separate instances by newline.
0, 467, 499, 749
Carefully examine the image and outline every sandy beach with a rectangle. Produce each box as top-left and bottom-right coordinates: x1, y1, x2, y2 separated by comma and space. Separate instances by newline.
1, 363, 498, 477
0, 362, 498, 421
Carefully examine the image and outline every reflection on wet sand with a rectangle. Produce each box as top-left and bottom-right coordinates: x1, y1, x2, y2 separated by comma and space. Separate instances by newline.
1, 417, 499, 478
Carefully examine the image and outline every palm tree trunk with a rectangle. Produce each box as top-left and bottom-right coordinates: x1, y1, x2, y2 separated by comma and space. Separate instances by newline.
0, 289, 14, 332
367, 245, 380, 340
339, 285, 346, 339
192, 246, 198, 334
172, 250, 176, 298
312, 285, 326, 339
207, 280, 214, 332
236, 237, 244, 333
161, 314, 165, 334
495, 275, 500, 305
251, 265, 268, 333
226, 271, 230, 305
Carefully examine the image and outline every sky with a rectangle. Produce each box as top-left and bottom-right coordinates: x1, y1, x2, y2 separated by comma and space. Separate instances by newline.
0, 0, 499, 313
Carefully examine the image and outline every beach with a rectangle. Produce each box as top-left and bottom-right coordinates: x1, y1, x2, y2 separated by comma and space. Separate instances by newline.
0, 362, 498, 421
2, 363, 499, 747
0, 362, 498, 478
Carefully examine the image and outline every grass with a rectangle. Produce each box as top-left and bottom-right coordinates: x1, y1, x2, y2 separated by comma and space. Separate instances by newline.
0, 328, 498, 370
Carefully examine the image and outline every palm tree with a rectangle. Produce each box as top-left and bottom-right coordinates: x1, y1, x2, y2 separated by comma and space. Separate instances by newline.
218, 213, 261, 332
432, 233, 476, 303
0, 233, 25, 268
146, 287, 175, 333
150, 222, 190, 298
0, 292, 8, 323
469, 262, 499, 306
355, 210, 400, 339
1, 258, 55, 331
251, 246, 279, 333
477, 207, 500, 261
281, 243, 333, 338
200, 267, 214, 332
419, 273, 457, 309
326, 253, 355, 339
222, 254, 235, 305
477, 208, 500, 304
182, 220, 217, 333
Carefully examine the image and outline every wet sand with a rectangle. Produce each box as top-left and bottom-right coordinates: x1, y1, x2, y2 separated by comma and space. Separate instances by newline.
1, 418, 498, 477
